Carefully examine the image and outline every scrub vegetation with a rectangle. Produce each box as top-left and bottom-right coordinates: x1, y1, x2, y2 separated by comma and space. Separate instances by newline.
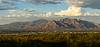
0, 31, 100, 47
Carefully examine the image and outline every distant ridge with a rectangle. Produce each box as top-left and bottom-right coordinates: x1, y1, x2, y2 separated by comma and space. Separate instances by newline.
0, 18, 100, 32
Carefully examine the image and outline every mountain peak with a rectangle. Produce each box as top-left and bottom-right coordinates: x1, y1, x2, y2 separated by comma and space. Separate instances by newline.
0, 18, 100, 32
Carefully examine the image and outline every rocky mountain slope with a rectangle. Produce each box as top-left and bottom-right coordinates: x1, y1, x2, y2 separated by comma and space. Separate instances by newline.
0, 18, 100, 32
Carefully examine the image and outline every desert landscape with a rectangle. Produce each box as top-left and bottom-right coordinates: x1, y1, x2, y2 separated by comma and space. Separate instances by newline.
0, 0, 100, 47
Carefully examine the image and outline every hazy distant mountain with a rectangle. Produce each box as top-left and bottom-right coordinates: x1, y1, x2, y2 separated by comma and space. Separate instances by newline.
0, 18, 100, 32
0, 22, 29, 32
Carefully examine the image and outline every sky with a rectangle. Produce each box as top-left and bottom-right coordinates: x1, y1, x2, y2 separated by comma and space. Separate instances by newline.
16, 1, 68, 12
0, 0, 100, 25
0, 0, 100, 15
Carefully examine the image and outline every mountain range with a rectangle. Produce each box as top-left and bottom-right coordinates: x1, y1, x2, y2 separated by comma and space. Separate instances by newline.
0, 18, 100, 32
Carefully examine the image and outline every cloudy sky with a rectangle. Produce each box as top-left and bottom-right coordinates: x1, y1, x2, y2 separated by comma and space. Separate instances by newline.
1, 0, 100, 15
0, 0, 100, 24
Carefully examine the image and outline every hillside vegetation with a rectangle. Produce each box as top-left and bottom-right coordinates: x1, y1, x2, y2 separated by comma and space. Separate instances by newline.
0, 32, 100, 47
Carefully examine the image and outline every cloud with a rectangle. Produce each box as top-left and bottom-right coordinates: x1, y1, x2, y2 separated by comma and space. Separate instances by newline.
0, 9, 41, 25
21, 0, 62, 4
55, 6, 82, 16
0, 0, 62, 10
55, 0, 100, 16
1, 0, 100, 10
67, 0, 100, 9
0, 0, 17, 10
54, 9, 100, 16
0, 9, 56, 25
5, 9, 52, 18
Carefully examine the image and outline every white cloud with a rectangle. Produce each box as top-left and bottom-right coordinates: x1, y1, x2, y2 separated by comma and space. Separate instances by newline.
67, 0, 100, 9
55, 6, 82, 16
54, 6, 100, 16
53, 0, 100, 16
